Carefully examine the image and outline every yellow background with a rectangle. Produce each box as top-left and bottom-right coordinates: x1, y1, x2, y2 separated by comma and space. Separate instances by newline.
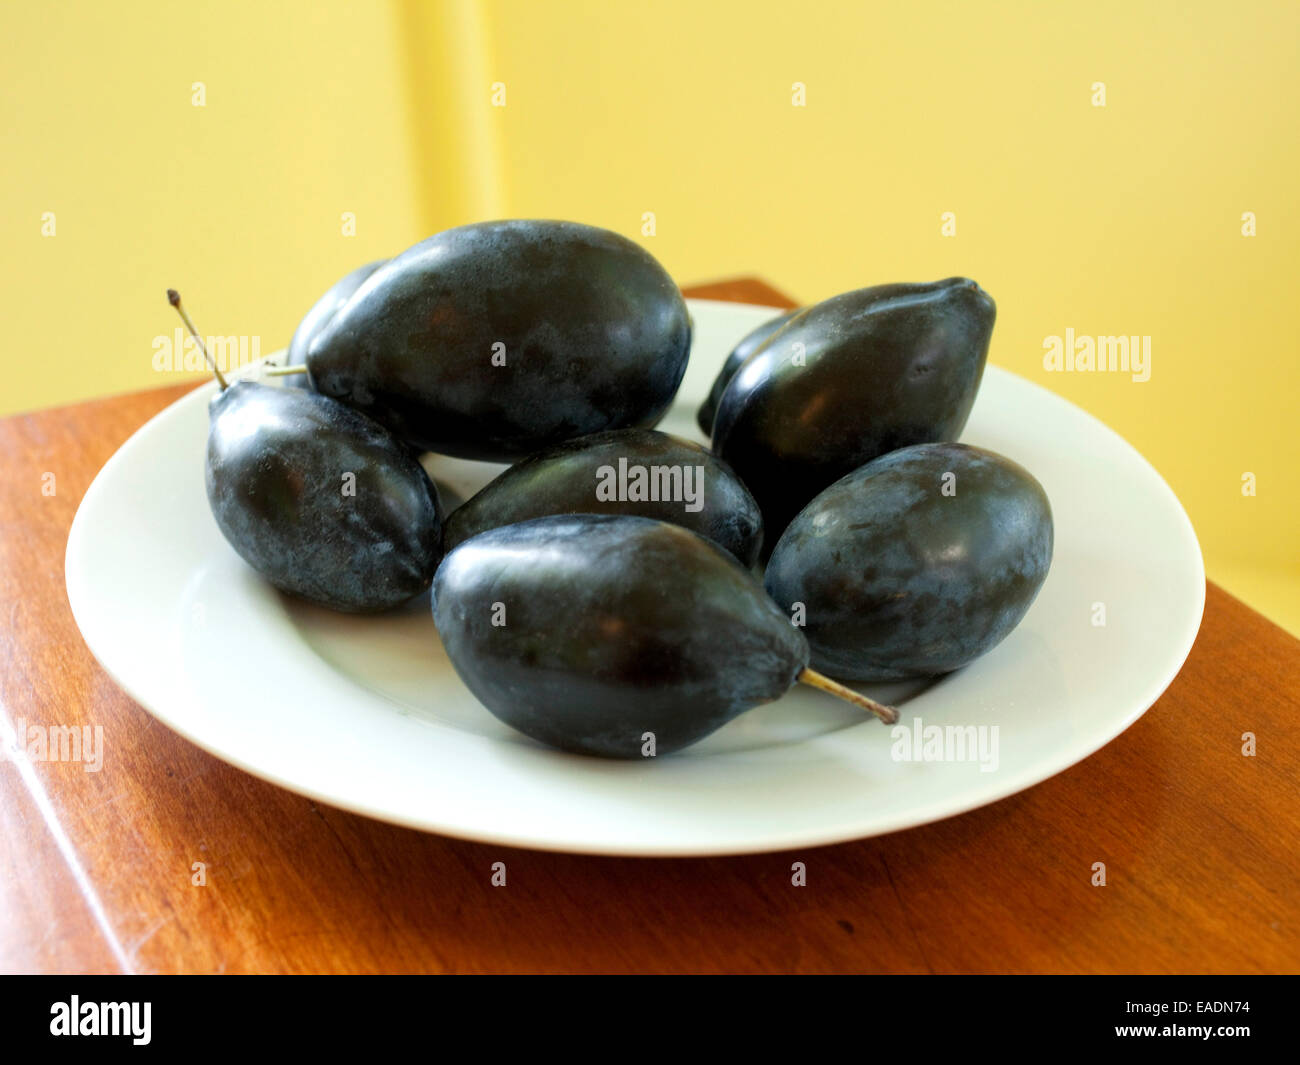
2, 0, 1296, 633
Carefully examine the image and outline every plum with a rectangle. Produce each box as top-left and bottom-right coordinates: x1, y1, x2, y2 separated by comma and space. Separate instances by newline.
306, 220, 691, 461
764, 443, 1053, 681
171, 289, 441, 613
433, 514, 895, 757
712, 278, 995, 548
442, 428, 763, 565
205, 380, 443, 612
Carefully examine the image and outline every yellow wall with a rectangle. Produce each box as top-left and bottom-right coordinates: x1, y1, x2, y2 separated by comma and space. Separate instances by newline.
1, 0, 422, 414
2, 0, 1297, 634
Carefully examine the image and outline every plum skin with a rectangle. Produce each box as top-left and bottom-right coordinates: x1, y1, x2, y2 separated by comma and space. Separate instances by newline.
282, 259, 387, 388
696, 308, 801, 436
442, 428, 764, 566
432, 514, 808, 757
764, 442, 1053, 682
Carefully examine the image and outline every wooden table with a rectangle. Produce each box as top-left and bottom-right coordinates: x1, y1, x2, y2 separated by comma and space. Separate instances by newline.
2, 278, 1296, 975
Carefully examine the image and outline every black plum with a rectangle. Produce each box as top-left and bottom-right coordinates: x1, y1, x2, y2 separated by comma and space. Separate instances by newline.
712, 278, 996, 547
764, 443, 1053, 682
442, 428, 763, 565
282, 259, 387, 388
307, 220, 692, 461
206, 380, 443, 612
432, 514, 894, 758
696, 308, 801, 435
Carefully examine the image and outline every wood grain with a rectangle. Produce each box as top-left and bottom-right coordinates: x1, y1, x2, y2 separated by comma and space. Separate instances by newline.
1, 279, 1296, 974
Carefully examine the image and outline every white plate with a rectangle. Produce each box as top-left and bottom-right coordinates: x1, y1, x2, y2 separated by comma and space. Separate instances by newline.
66, 299, 1204, 855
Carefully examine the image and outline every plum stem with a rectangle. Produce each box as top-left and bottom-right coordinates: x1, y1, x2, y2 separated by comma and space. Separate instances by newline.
264, 365, 309, 377
798, 668, 899, 725
166, 288, 227, 390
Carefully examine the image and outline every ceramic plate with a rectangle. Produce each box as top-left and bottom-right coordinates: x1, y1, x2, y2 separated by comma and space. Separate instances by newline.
65, 299, 1204, 855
